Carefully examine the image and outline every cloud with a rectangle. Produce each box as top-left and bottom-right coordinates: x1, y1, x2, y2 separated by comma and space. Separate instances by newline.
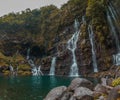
0, 0, 68, 16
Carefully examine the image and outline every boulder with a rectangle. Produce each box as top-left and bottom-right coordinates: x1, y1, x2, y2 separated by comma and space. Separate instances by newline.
69, 96, 76, 100
73, 87, 94, 100
44, 86, 67, 100
107, 85, 120, 100
61, 91, 73, 100
97, 96, 106, 100
106, 78, 113, 86
94, 84, 107, 94
68, 78, 94, 91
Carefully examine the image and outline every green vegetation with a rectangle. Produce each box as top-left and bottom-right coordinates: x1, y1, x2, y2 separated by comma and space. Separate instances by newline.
0, 0, 120, 75
0, 0, 87, 53
112, 77, 120, 87
0, 0, 87, 75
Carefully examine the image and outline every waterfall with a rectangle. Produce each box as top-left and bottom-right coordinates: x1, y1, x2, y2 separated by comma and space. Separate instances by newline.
109, 2, 119, 22
107, 6, 120, 52
27, 48, 30, 60
31, 65, 43, 76
9, 65, 18, 76
37, 66, 43, 75
107, 4, 120, 66
28, 59, 43, 76
9, 65, 14, 72
108, 5, 116, 22
32, 65, 43, 76
107, 11, 120, 51
9, 65, 14, 75
113, 53, 120, 66
88, 25, 98, 72
26, 48, 43, 76
109, 3, 120, 36
82, 16, 86, 25
67, 19, 80, 77
49, 57, 56, 76
32, 67, 38, 76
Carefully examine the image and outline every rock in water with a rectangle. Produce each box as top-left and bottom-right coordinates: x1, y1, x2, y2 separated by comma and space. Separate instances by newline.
44, 86, 67, 100
68, 78, 94, 91
73, 87, 93, 100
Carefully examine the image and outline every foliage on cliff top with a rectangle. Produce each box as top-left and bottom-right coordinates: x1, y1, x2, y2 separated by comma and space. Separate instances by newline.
0, 0, 87, 56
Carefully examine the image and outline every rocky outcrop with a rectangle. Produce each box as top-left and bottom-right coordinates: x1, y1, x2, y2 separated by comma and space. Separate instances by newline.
68, 78, 94, 91
44, 86, 67, 100
44, 78, 95, 100
94, 84, 108, 94
0, 0, 120, 77
44, 78, 97, 100
44, 77, 120, 100
73, 87, 93, 100
107, 85, 120, 100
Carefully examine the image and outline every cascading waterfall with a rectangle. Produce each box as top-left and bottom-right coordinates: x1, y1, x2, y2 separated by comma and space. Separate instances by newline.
107, 5, 120, 51
37, 66, 43, 75
88, 25, 98, 72
109, 2, 119, 22
107, 11, 120, 51
67, 19, 80, 77
27, 48, 43, 76
28, 60, 43, 76
107, 4, 120, 65
108, 5, 116, 22
82, 16, 86, 25
9, 65, 14, 72
9, 65, 14, 75
49, 57, 56, 75
27, 48, 30, 60
109, 3, 120, 36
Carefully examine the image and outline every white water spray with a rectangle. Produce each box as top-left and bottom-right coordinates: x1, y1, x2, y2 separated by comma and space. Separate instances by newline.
28, 59, 43, 76
67, 19, 80, 77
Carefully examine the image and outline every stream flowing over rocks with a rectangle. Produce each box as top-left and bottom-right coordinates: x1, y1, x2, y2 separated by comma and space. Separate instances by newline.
44, 78, 120, 100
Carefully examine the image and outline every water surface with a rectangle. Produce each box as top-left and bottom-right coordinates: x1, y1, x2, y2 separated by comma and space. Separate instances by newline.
0, 76, 99, 100
0, 76, 73, 100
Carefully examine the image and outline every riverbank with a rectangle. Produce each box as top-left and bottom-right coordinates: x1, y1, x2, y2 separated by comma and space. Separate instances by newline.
1, 65, 120, 79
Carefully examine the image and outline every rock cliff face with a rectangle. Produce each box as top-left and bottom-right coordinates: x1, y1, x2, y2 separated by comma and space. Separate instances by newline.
0, 0, 120, 76
41, 0, 120, 76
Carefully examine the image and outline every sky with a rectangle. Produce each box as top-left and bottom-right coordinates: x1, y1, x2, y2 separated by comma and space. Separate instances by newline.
0, 0, 68, 17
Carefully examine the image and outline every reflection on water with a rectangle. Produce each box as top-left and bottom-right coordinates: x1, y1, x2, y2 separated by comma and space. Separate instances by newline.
31, 76, 42, 86
0, 76, 73, 100
0, 76, 99, 100
50, 76, 57, 88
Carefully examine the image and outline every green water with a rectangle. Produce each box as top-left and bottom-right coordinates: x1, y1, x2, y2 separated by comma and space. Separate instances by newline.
0, 76, 99, 100
0, 76, 74, 100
